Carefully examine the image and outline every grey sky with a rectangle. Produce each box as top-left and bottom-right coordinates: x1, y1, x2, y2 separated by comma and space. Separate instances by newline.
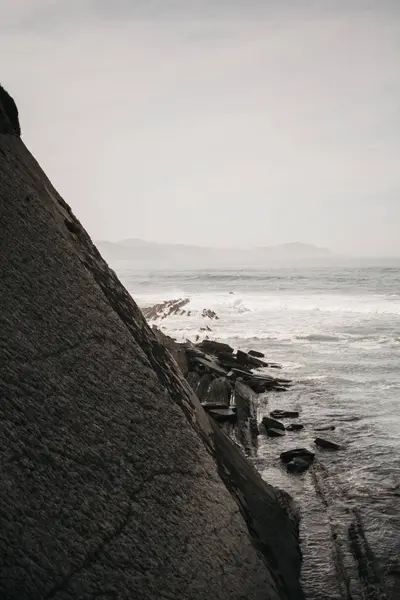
1, 1, 399, 255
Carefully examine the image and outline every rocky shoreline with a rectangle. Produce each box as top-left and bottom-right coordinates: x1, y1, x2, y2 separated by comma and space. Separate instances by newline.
152, 327, 342, 474
0, 87, 304, 600
146, 304, 397, 600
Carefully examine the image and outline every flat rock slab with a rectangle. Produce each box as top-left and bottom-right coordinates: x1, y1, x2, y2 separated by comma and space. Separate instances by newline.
208, 408, 237, 423
314, 425, 336, 432
248, 349, 265, 358
198, 340, 234, 355
201, 402, 232, 411
270, 410, 300, 419
314, 437, 341, 450
193, 356, 229, 377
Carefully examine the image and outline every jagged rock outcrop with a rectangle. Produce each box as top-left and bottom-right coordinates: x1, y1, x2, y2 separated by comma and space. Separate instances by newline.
0, 93, 304, 599
0, 84, 20, 136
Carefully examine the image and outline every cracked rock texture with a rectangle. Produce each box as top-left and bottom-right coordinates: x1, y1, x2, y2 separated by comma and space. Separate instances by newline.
0, 94, 303, 600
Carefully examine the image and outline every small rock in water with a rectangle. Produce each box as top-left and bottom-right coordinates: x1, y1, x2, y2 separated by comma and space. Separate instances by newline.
270, 409, 299, 419
314, 425, 336, 432
266, 428, 286, 438
201, 308, 219, 320
280, 448, 315, 464
286, 457, 311, 474
286, 424, 304, 432
314, 437, 341, 450
262, 416, 285, 431
248, 349, 265, 358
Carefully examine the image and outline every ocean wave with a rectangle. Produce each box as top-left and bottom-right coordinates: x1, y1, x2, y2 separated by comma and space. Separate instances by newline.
296, 334, 341, 342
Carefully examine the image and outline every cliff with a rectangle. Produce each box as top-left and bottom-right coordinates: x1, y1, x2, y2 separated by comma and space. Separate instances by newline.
0, 89, 304, 600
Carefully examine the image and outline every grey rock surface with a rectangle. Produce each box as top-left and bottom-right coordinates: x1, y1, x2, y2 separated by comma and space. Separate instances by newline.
0, 97, 304, 599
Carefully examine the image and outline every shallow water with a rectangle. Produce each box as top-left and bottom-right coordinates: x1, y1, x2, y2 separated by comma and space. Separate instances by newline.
112, 262, 400, 599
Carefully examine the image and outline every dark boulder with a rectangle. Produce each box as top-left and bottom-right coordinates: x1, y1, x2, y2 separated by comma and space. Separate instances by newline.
217, 354, 254, 373
287, 458, 311, 474
248, 349, 265, 358
286, 424, 304, 432
236, 349, 267, 369
314, 437, 341, 450
280, 449, 315, 465
198, 340, 234, 356
262, 416, 285, 431
270, 410, 300, 419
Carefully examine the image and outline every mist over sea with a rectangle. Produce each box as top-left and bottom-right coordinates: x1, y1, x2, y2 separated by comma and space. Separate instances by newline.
112, 260, 400, 598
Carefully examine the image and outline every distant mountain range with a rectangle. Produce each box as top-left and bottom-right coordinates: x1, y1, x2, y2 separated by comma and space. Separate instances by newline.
96, 239, 333, 267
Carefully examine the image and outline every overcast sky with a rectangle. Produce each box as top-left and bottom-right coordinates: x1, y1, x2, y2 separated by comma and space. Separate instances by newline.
1, 1, 399, 255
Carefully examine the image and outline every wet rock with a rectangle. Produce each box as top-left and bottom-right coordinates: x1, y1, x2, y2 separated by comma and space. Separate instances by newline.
280, 448, 315, 464
202, 402, 233, 411
314, 425, 336, 432
208, 408, 237, 423
270, 410, 299, 419
195, 374, 216, 401
262, 416, 285, 431
192, 356, 229, 377
267, 428, 286, 438
152, 326, 189, 376
227, 368, 254, 380
186, 370, 201, 391
248, 349, 265, 358
246, 375, 287, 393
287, 458, 311, 474
247, 379, 269, 393
218, 355, 253, 373
201, 308, 219, 320
314, 437, 341, 450
142, 297, 190, 320
236, 350, 268, 369
203, 377, 232, 406
286, 424, 304, 432
198, 340, 234, 356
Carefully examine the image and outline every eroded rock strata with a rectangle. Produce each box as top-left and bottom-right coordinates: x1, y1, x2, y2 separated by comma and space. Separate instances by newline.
0, 90, 304, 599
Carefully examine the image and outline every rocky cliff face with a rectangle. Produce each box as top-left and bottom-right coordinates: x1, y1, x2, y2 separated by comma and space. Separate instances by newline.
0, 90, 304, 600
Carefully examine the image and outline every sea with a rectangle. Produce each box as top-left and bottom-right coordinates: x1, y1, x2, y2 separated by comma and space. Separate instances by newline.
112, 260, 400, 600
